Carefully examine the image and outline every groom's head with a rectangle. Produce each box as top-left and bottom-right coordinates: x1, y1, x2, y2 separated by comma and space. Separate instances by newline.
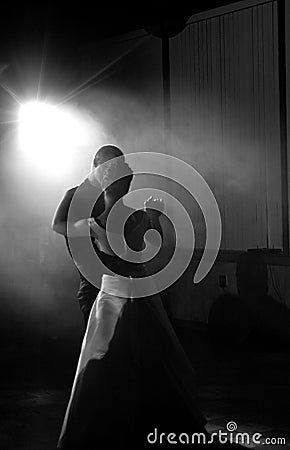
92, 144, 124, 169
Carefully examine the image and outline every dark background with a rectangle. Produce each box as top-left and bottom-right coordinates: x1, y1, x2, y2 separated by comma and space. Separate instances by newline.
0, 0, 238, 350
0, 2, 290, 449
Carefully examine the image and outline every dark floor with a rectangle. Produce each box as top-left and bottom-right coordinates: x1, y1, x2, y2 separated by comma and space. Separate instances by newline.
1, 324, 290, 449
179, 324, 290, 448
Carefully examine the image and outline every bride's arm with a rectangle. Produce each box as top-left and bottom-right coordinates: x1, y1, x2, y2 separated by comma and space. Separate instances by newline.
52, 187, 103, 238
143, 196, 164, 246
53, 212, 102, 239
52, 188, 75, 236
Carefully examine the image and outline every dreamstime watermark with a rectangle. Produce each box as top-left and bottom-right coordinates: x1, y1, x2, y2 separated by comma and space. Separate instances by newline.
146, 421, 287, 446
67, 152, 222, 298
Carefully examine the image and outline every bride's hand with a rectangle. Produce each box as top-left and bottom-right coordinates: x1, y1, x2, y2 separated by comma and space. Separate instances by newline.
144, 196, 164, 217
102, 161, 132, 190
101, 161, 119, 189
87, 161, 119, 189
87, 167, 102, 188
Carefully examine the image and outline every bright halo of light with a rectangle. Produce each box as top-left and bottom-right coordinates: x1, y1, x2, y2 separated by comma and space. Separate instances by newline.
18, 101, 85, 176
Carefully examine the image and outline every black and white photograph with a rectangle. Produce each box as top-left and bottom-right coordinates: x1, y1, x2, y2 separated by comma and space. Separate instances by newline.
0, 1, 290, 449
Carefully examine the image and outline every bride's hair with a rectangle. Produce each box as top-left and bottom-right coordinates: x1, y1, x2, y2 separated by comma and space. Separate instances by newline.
92, 144, 133, 198
105, 161, 133, 199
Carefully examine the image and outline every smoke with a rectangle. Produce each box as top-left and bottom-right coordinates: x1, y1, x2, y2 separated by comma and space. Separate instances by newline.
0, 31, 281, 347
74, 83, 273, 252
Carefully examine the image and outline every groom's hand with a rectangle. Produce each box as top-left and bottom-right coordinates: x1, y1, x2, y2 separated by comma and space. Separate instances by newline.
87, 218, 100, 239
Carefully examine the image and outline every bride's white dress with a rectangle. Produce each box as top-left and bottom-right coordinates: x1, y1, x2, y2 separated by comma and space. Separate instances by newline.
58, 207, 207, 450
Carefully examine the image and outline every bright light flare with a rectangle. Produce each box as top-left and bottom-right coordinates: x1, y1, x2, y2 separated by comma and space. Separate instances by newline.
18, 101, 85, 176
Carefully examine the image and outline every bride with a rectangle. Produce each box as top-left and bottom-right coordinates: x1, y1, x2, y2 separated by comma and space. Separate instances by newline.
57, 148, 207, 450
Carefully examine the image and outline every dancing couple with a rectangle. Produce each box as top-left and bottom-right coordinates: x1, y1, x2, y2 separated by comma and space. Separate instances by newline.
52, 145, 241, 449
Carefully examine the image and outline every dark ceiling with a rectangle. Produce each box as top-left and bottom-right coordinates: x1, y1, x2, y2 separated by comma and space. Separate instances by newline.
0, 1, 237, 49
0, 0, 239, 102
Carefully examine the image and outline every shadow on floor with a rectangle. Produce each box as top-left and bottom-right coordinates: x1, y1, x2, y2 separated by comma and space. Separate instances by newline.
0, 324, 289, 449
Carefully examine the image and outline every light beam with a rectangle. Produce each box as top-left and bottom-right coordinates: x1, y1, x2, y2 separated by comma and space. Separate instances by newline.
18, 101, 85, 176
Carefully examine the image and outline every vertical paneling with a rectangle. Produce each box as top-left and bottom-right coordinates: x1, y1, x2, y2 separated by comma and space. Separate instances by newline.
170, 1, 281, 251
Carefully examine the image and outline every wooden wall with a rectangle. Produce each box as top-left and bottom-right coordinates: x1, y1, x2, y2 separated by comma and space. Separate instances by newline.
169, 0, 282, 251
166, 0, 290, 322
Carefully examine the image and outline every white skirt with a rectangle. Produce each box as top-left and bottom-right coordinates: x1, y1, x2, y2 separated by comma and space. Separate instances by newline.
59, 274, 132, 443
81, 274, 132, 362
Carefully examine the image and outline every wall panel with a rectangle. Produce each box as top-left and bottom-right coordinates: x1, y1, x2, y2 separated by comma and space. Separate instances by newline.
170, 1, 281, 251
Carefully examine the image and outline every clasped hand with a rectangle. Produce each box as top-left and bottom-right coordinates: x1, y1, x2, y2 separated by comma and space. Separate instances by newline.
144, 196, 164, 217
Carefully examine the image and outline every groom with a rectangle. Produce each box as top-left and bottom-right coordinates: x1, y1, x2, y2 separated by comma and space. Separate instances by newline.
52, 145, 126, 325
52, 144, 165, 326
